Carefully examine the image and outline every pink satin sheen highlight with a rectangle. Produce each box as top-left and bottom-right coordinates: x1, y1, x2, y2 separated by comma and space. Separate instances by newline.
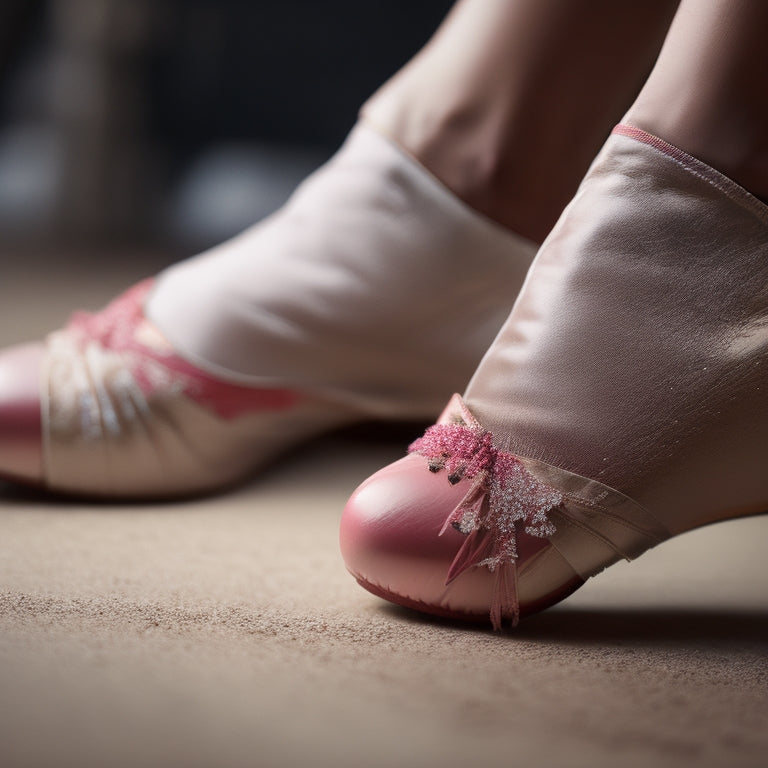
340, 453, 577, 625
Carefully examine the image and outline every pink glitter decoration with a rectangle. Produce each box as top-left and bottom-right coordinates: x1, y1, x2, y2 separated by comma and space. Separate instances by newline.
408, 418, 563, 629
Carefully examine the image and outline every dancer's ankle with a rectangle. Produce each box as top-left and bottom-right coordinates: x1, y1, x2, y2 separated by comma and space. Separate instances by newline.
360, 0, 680, 244
623, 0, 768, 206
361, 88, 561, 244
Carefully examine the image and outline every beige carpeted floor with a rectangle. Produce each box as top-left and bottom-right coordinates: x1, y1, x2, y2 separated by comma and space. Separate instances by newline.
2, 258, 767, 768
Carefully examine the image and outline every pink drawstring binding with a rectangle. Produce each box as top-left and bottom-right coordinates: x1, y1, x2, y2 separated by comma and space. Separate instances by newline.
65, 279, 298, 418
408, 396, 563, 629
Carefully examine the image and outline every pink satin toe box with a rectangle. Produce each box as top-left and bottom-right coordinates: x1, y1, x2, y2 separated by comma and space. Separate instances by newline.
0, 343, 44, 484
340, 453, 584, 624
341, 454, 543, 621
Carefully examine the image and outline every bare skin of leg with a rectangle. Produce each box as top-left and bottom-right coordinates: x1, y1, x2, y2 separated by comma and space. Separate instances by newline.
626, 0, 768, 203
363, 0, 680, 243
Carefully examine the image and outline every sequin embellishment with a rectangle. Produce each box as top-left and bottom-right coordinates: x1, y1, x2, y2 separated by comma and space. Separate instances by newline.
408, 401, 563, 629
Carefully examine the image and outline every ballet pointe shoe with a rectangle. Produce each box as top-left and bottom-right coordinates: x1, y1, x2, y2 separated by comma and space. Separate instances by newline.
0, 123, 537, 498
341, 395, 662, 628
0, 343, 44, 485
341, 124, 768, 629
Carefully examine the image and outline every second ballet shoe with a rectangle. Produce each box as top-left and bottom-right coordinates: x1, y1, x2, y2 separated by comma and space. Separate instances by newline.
0, 123, 536, 498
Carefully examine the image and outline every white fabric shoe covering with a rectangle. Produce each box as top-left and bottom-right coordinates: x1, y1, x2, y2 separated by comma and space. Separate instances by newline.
30, 123, 538, 499
147, 123, 538, 422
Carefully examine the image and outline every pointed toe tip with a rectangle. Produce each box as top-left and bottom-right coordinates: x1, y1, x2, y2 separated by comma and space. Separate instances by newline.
340, 454, 497, 620
340, 455, 464, 573
0, 342, 44, 485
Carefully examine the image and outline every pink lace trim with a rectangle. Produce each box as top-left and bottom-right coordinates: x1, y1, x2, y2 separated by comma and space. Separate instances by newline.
408, 411, 563, 629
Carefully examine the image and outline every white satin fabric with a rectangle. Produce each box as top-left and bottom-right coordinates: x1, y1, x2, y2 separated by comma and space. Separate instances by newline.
466, 126, 768, 536
41, 123, 537, 497
148, 123, 537, 420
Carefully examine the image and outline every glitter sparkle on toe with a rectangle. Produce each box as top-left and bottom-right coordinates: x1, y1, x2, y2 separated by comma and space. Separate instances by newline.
408, 395, 563, 629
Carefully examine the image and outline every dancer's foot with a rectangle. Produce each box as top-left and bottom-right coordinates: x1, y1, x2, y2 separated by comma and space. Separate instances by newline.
0, 123, 536, 498
341, 125, 768, 629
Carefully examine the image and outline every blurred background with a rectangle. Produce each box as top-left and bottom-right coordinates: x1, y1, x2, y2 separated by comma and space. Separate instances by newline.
0, 0, 453, 267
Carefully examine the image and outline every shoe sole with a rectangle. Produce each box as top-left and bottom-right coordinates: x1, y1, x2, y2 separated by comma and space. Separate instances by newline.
352, 570, 585, 628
